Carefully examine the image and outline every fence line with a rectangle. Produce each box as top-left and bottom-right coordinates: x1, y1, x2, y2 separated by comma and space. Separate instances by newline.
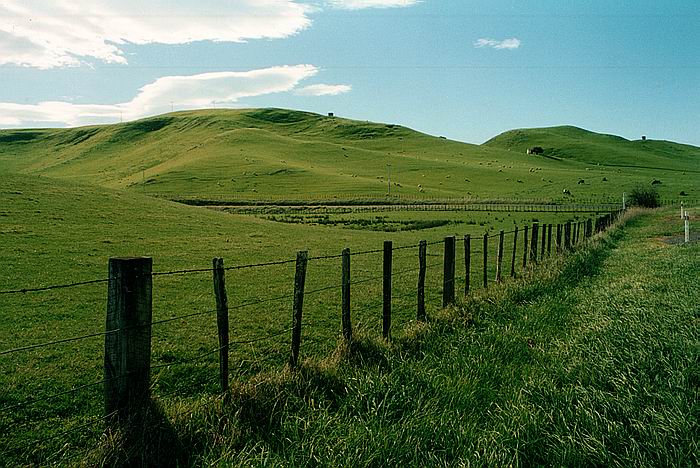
2, 211, 625, 461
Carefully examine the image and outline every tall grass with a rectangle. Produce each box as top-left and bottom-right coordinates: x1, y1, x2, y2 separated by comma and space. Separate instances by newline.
90, 208, 698, 466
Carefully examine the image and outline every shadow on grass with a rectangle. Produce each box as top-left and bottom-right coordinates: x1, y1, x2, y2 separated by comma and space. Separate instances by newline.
90, 399, 183, 468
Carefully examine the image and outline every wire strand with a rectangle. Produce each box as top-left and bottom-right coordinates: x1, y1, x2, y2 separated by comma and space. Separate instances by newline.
0, 278, 110, 295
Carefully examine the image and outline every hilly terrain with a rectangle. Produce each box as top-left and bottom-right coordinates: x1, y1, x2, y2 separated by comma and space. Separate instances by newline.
0, 108, 697, 202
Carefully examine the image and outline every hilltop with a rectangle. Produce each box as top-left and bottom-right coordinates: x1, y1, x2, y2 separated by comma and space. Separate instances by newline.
0, 109, 697, 202
484, 125, 699, 170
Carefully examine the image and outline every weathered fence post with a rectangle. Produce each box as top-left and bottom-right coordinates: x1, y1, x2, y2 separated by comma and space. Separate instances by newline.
464, 234, 471, 295
443, 236, 456, 307
212, 258, 229, 400
496, 230, 504, 282
417, 240, 427, 321
547, 224, 552, 255
383, 240, 392, 339
556, 224, 562, 253
680, 202, 684, 220
530, 223, 539, 264
685, 211, 690, 243
341, 248, 352, 343
105, 257, 152, 424
586, 219, 593, 239
289, 251, 308, 369
540, 223, 546, 260
522, 225, 529, 269
564, 222, 572, 249
483, 233, 488, 288
510, 227, 518, 277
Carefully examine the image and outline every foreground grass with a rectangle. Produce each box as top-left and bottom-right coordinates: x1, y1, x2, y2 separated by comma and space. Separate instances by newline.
90, 208, 698, 466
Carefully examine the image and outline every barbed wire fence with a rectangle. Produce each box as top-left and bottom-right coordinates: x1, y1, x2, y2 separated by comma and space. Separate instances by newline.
0, 211, 625, 463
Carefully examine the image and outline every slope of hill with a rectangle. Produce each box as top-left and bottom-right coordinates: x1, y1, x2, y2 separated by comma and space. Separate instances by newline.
0, 110, 697, 202
484, 125, 699, 171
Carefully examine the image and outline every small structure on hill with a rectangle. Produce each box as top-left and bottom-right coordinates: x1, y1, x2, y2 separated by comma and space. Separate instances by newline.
527, 146, 544, 155
641, 135, 647, 141
328, 112, 335, 117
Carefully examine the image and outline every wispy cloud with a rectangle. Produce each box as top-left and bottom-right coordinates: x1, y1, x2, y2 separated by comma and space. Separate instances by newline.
0, 65, 331, 127
0, 1, 312, 69
327, 0, 420, 10
295, 84, 352, 96
474, 38, 522, 50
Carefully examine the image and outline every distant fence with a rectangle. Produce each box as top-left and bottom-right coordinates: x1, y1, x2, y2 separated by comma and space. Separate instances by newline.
0, 212, 624, 459
221, 202, 622, 216
172, 195, 698, 208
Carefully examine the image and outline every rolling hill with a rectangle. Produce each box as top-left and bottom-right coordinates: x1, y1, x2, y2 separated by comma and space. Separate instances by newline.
0, 109, 697, 202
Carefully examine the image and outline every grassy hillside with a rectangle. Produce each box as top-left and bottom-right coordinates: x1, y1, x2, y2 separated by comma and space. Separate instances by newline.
484, 125, 700, 171
1, 109, 697, 202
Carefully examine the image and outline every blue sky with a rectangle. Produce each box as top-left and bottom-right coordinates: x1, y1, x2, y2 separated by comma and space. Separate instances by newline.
0, 0, 698, 145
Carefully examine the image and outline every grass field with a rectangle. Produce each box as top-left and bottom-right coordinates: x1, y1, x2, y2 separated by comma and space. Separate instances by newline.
152, 208, 698, 466
1, 108, 697, 465
0, 170, 696, 465
0, 172, 598, 465
0, 109, 697, 202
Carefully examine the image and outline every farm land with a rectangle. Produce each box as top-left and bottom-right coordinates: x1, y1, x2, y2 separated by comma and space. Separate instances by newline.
0, 109, 697, 466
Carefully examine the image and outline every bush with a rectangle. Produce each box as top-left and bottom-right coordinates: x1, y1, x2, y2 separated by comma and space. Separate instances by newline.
629, 185, 661, 208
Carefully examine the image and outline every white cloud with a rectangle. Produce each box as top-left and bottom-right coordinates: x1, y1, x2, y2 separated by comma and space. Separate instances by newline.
327, 0, 420, 9
474, 38, 522, 50
0, 1, 312, 69
295, 84, 352, 96
0, 65, 324, 127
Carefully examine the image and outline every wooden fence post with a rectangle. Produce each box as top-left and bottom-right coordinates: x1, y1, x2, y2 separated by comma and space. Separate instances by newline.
383, 241, 392, 339
496, 230, 504, 282
443, 236, 456, 307
105, 257, 152, 424
586, 219, 593, 239
289, 251, 308, 369
417, 240, 427, 321
464, 235, 471, 295
530, 223, 539, 264
510, 227, 518, 277
556, 224, 562, 253
522, 225, 529, 269
341, 248, 352, 343
547, 224, 552, 255
564, 222, 572, 249
212, 258, 229, 400
540, 223, 547, 260
483, 233, 488, 288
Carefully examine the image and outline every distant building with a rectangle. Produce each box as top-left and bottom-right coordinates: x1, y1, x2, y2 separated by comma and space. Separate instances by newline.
641, 135, 647, 141
328, 112, 335, 117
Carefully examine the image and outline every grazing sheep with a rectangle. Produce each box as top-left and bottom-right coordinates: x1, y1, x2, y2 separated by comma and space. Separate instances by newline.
563, 189, 571, 195
651, 179, 662, 185
578, 179, 585, 184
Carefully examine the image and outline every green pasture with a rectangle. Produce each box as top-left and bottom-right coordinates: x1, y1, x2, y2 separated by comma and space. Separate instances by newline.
0, 107, 697, 465
0, 173, 595, 465
0, 109, 697, 202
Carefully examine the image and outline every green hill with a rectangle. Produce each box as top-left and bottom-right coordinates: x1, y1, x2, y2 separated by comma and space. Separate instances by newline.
484, 125, 699, 171
0, 109, 697, 202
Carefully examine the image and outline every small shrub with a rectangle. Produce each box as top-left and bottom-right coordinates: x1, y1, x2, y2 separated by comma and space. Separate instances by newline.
629, 185, 661, 208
